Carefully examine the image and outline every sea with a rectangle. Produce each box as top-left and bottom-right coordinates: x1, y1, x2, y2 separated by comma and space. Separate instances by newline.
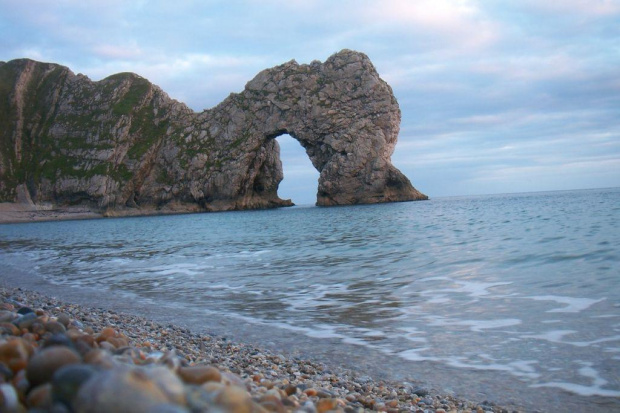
1, 187, 619, 412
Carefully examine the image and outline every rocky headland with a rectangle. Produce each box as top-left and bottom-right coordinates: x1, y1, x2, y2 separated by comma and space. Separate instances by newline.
0, 50, 427, 219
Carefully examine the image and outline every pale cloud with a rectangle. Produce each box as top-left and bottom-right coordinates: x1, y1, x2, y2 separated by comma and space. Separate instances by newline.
472, 53, 587, 82
523, 0, 620, 17
358, 0, 499, 49
93, 43, 144, 60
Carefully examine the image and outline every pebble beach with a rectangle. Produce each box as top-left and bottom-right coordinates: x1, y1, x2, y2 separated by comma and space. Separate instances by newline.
0, 286, 523, 413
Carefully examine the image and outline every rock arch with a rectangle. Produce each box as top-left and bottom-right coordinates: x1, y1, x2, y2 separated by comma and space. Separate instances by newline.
0, 50, 427, 214
179, 49, 427, 210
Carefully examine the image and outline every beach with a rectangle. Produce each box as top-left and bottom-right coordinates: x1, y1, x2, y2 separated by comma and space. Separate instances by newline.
0, 284, 521, 412
0, 203, 103, 225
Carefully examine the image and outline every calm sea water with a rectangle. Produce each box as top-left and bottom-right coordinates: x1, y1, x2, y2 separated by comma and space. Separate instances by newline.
1, 188, 619, 411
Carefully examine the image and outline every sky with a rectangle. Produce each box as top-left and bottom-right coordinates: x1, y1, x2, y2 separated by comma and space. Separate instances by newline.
1, 0, 619, 204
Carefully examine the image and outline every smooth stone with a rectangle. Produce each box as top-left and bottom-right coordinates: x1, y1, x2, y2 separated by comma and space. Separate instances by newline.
0, 323, 20, 336
43, 334, 74, 349
220, 371, 247, 389
0, 311, 17, 323
0, 338, 33, 373
69, 320, 83, 329
56, 313, 71, 327
149, 403, 190, 413
304, 388, 318, 397
185, 385, 214, 411
316, 389, 334, 398
17, 307, 34, 315
105, 336, 129, 348
386, 399, 399, 408
73, 334, 96, 355
316, 398, 339, 413
0, 382, 22, 412
419, 398, 434, 406
0, 362, 13, 381
284, 384, 298, 396
142, 366, 186, 405
51, 364, 99, 407
12, 369, 29, 400
14, 313, 38, 330
73, 367, 174, 413
29, 322, 47, 336
95, 327, 117, 343
413, 387, 430, 397
26, 346, 82, 387
45, 321, 67, 335
260, 395, 285, 413
98, 341, 116, 352
83, 349, 117, 369
178, 365, 221, 385
212, 385, 253, 413
300, 400, 318, 413
26, 383, 53, 409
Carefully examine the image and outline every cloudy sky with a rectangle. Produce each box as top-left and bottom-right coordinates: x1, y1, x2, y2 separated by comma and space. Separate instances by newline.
1, 0, 619, 203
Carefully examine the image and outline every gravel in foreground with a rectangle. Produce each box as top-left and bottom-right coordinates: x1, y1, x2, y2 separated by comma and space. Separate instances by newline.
0, 286, 522, 413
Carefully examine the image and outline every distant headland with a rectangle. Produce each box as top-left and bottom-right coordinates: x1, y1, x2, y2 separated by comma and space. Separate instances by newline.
0, 49, 426, 221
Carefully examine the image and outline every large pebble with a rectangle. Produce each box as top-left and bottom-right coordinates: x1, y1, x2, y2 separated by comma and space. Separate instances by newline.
211, 383, 254, 413
26, 383, 53, 409
0, 338, 33, 373
16, 307, 33, 315
73, 367, 180, 413
83, 349, 117, 369
43, 333, 74, 349
13, 312, 38, 330
45, 321, 67, 335
0, 323, 19, 336
0, 311, 17, 323
178, 365, 221, 385
52, 364, 99, 407
26, 346, 82, 387
142, 366, 186, 405
56, 313, 71, 327
316, 398, 339, 413
0, 382, 22, 412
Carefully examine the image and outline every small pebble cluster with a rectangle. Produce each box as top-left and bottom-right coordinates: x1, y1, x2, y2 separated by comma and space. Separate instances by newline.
0, 287, 520, 413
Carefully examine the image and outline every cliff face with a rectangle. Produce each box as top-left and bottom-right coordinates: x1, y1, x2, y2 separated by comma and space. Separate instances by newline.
0, 50, 427, 214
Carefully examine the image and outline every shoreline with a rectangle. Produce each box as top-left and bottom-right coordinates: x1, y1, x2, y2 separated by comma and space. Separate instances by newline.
0, 203, 103, 224
0, 284, 522, 412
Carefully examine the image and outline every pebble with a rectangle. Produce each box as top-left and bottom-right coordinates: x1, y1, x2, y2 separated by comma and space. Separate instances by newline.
51, 364, 99, 406
26, 346, 82, 387
177, 365, 221, 384
73, 367, 175, 412
0, 286, 522, 413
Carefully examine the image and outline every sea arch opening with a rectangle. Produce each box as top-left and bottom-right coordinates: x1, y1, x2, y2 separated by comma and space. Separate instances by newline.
274, 133, 320, 206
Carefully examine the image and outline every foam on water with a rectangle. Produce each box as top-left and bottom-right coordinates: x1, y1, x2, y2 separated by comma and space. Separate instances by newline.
530, 362, 620, 397
526, 295, 607, 313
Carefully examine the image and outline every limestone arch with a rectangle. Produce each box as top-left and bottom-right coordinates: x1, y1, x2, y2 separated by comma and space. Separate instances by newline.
223, 50, 427, 208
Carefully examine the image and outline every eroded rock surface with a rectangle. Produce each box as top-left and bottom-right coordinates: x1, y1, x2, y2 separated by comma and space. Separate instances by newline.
0, 50, 427, 214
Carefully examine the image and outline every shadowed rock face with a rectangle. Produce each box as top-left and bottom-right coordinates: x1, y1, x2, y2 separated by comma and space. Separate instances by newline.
0, 50, 427, 214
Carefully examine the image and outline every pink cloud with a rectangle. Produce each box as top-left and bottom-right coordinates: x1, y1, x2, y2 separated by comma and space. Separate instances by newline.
358, 0, 499, 49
